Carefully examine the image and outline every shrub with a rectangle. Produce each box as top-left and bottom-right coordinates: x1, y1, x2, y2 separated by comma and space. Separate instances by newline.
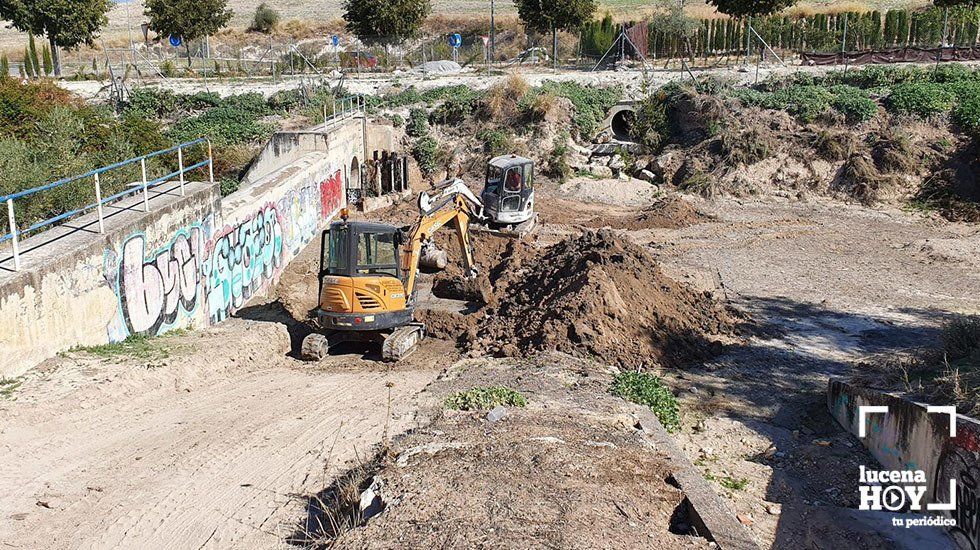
830, 85, 877, 123
250, 3, 280, 33
412, 136, 438, 175
477, 128, 514, 156
529, 81, 622, 137
406, 107, 428, 137
124, 87, 178, 118
481, 74, 529, 120
547, 132, 573, 183
444, 386, 527, 410
610, 372, 680, 433
770, 85, 834, 123
631, 90, 671, 151
168, 106, 275, 146
953, 92, 980, 138
390, 114, 404, 128
430, 94, 478, 125
886, 82, 956, 118
942, 316, 980, 366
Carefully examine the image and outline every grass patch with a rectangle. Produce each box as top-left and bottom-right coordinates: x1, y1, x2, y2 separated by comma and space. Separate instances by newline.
703, 471, 749, 491
444, 386, 527, 411
0, 377, 22, 400
74, 330, 187, 361
610, 372, 680, 433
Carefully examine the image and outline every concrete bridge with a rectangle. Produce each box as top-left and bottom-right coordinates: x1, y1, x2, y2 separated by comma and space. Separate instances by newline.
0, 113, 410, 378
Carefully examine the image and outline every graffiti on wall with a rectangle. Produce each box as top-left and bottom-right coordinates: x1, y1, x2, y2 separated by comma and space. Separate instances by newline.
115, 226, 205, 336
203, 204, 285, 324
106, 163, 346, 339
936, 424, 980, 549
321, 170, 343, 218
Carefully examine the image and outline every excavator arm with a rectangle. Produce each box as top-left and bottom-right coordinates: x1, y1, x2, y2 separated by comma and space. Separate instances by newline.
401, 180, 482, 299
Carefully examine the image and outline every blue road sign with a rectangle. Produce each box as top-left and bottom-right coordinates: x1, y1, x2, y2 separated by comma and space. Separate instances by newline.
169, 35, 182, 48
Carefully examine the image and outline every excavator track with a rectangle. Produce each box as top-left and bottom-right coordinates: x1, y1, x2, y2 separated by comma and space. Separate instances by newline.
381, 323, 425, 362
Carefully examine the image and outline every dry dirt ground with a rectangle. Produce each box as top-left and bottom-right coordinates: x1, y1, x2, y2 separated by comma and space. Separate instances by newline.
0, 313, 457, 548
0, 174, 977, 548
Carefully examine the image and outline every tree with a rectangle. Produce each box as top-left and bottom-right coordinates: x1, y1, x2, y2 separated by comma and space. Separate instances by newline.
250, 3, 280, 33
144, 0, 233, 66
342, 0, 431, 45
27, 33, 39, 76
0, 53, 9, 79
707, 0, 796, 18
515, 0, 596, 69
0, 0, 111, 77
22, 46, 33, 79
42, 44, 52, 75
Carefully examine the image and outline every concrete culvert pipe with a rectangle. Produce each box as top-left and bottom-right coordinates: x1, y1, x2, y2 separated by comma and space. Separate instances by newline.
610, 109, 636, 141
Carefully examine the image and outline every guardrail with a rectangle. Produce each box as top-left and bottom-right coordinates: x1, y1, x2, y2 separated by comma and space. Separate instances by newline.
1, 138, 214, 272
321, 95, 365, 130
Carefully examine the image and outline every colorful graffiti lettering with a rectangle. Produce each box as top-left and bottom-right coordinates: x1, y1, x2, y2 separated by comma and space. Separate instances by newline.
117, 227, 203, 335
321, 170, 343, 218
202, 204, 285, 324
277, 179, 320, 256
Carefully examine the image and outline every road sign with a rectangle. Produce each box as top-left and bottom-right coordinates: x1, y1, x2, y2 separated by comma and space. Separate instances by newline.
331, 35, 339, 47
448, 33, 462, 48
169, 35, 182, 48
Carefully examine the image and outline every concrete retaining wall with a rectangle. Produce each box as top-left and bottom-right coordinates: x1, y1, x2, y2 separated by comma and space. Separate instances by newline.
0, 116, 401, 378
829, 378, 980, 548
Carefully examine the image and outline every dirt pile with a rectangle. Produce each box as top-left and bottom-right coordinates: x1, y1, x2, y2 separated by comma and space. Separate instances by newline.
473, 229, 737, 369
584, 196, 707, 230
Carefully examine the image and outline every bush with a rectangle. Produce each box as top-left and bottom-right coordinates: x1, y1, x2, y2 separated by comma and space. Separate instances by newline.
477, 128, 514, 156
406, 107, 428, 137
412, 136, 438, 175
830, 85, 877, 123
953, 92, 980, 138
168, 106, 275, 146
250, 3, 280, 33
430, 94, 479, 125
524, 81, 622, 137
886, 82, 956, 118
547, 132, 573, 183
942, 316, 980, 366
390, 114, 404, 128
124, 87, 178, 118
770, 85, 834, 123
630, 89, 671, 151
610, 372, 680, 433
444, 386, 527, 410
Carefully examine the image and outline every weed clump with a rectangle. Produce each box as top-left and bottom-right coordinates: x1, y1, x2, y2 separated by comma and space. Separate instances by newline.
611, 372, 680, 433
444, 386, 528, 411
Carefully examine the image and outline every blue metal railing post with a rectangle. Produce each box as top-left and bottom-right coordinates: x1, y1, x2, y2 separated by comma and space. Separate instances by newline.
6, 198, 20, 270
177, 145, 185, 196
94, 172, 105, 234
140, 158, 149, 212
207, 140, 215, 183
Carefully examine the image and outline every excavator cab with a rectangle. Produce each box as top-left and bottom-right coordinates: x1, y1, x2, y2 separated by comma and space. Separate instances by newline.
315, 218, 412, 332
480, 155, 536, 236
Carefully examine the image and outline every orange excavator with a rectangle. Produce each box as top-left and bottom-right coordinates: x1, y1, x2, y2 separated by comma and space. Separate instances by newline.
301, 180, 483, 361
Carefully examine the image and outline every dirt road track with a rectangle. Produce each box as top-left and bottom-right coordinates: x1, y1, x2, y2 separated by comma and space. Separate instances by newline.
0, 319, 444, 549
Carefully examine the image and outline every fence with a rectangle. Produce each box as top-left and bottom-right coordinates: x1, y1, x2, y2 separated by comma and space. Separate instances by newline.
1, 138, 213, 272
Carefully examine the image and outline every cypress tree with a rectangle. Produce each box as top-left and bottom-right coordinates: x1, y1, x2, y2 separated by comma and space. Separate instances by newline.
23, 47, 34, 78
27, 33, 40, 77
0, 54, 9, 79
42, 44, 52, 75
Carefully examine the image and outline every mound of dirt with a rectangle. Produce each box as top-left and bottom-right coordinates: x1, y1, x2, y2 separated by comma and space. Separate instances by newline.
474, 229, 737, 369
582, 196, 707, 230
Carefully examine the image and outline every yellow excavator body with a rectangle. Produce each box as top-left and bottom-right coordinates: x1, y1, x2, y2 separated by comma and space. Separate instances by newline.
302, 181, 482, 361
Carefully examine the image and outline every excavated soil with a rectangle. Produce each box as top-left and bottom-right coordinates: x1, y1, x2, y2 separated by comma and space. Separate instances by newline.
317, 354, 713, 550
472, 229, 739, 369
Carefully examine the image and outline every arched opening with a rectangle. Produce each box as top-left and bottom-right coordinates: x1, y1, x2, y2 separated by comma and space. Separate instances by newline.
350, 157, 360, 189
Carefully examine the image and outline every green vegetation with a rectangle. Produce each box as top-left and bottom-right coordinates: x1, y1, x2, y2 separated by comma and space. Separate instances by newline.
249, 2, 279, 33
515, 0, 597, 67
343, 0, 430, 46
144, 0, 233, 65
0, 0, 111, 76
478, 128, 514, 157
0, 377, 22, 400
411, 136, 438, 176
521, 81, 622, 137
703, 470, 750, 491
405, 107, 429, 137
886, 82, 957, 118
610, 372, 680, 433
444, 386, 528, 411
74, 330, 187, 361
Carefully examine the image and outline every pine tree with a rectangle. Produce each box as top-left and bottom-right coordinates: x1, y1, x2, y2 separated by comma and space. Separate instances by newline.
0, 54, 9, 79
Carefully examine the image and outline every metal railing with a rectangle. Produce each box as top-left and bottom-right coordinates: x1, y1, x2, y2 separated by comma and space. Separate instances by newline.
321, 95, 366, 129
1, 138, 214, 272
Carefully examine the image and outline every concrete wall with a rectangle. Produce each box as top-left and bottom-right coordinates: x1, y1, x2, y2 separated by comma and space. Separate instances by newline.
829, 378, 980, 548
0, 116, 400, 378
